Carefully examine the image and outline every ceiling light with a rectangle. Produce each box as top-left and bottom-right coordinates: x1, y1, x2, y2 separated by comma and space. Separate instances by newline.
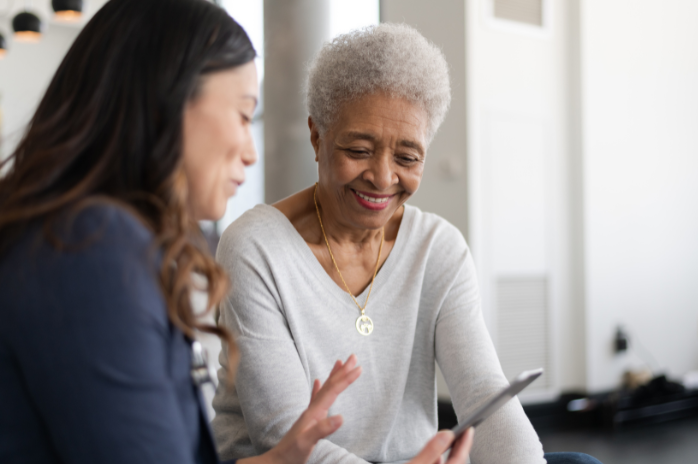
12, 12, 43, 43
52, 0, 83, 22
0, 33, 7, 58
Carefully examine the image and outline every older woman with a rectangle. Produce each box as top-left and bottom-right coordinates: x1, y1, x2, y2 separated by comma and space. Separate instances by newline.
212, 24, 599, 464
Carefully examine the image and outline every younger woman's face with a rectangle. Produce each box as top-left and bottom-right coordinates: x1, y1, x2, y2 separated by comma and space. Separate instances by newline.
182, 61, 259, 221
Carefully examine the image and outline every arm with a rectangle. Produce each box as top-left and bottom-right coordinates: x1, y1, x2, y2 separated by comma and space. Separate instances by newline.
212, 234, 370, 464
15, 210, 202, 463
435, 251, 546, 464
215, 294, 475, 464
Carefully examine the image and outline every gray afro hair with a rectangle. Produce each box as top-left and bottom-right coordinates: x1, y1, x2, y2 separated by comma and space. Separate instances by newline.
306, 23, 451, 144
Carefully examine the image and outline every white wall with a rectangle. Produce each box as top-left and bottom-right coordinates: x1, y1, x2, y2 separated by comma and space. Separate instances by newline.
581, 0, 698, 391
0, 24, 78, 157
465, 0, 586, 400
0, 0, 109, 159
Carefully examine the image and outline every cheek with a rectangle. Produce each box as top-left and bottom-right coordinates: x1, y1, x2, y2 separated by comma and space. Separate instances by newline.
401, 165, 424, 194
182, 121, 238, 219
325, 153, 365, 184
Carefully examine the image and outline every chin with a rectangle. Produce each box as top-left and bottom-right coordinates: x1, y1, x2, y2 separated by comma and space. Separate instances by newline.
210, 207, 227, 222
195, 203, 226, 222
351, 210, 394, 230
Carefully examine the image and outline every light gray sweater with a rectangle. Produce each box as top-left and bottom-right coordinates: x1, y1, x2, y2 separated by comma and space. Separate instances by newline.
212, 204, 545, 464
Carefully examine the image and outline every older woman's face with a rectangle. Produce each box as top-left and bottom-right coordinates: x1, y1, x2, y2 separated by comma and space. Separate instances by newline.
311, 93, 428, 230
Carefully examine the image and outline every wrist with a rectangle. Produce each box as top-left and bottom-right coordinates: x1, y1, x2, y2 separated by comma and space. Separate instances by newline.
237, 450, 277, 464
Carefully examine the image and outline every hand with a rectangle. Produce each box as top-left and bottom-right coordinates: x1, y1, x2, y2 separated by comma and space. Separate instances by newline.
239, 355, 362, 464
408, 428, 474, 464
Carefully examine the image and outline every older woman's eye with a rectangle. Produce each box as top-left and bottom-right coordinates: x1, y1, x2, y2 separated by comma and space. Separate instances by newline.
398, 156, 418, 164
348, 149, 369, 156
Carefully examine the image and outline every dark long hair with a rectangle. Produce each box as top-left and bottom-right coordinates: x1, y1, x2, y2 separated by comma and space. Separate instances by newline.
0, 0, 256, 372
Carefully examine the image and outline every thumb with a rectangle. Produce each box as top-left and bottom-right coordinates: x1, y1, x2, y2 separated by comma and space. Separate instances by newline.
409, 431, 453, 464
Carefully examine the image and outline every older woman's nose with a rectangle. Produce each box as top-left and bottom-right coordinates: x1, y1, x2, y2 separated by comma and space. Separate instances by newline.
364, 154, 396, 190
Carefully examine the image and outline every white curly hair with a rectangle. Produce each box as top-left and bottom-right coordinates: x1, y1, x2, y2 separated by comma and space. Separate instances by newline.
306, 23, 451, 145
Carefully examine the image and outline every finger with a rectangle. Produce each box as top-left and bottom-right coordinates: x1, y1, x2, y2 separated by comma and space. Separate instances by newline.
446, 428, 474, 464
324, 355, 358, 390
328, 359, 343, 378
310, 379, 321, 403
309, 364, 362, 412
296, 415, 344, 452
309, 355, 360, 407
328, 355, 356, 380
297, 360, 361, 431
311, 360, 342, 406
429, 455, 445, 464
409, 431, 453, 464
342, 354, 357, 371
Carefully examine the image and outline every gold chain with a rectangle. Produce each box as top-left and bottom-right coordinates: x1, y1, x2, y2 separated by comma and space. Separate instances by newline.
313, 184, 384, 317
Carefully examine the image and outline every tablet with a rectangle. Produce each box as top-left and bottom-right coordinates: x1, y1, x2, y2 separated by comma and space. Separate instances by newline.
451, 368, 544, 438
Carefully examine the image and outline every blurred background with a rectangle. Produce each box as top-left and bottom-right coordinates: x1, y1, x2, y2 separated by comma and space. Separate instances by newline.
1, 1, 697, 462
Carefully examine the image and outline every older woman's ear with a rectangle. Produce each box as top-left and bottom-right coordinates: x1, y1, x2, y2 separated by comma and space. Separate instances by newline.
308, 116, 321, 162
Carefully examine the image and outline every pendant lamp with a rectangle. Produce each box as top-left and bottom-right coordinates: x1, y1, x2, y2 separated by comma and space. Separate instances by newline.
52, 0, 83, 21
12, 11, 43, 43
0, 33, 7, 58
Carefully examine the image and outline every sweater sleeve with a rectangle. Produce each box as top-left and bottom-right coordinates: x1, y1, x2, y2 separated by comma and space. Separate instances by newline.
434, 240, 546, 464
211, 219, 369, 464
10, 206, 203, 464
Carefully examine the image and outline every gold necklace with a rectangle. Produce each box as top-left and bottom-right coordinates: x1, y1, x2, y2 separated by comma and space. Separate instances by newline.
313, 184, 384, 336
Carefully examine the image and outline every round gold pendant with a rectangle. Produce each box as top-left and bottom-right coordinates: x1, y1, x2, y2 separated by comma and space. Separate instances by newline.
356, 314, 374, 336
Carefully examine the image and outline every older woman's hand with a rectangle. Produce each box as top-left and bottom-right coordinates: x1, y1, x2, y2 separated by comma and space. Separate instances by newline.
408, 428, 474, 464
239, 355, 362, 464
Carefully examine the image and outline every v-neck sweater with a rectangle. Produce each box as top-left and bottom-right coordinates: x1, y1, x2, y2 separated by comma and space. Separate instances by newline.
211, 204, 545, 464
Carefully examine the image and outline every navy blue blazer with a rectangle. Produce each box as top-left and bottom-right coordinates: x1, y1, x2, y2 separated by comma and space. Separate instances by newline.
0, 205, 226, 464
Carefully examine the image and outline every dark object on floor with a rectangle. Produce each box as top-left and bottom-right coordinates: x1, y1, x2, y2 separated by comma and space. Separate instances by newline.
522, 393, 605, 432
438, 383, 698, 434
626, 374, 685, 405
611, 375, 698, 427
438, 393, 605, 433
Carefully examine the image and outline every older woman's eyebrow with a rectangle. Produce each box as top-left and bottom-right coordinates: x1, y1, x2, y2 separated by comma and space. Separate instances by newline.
342, 131, 377, 143
398, 139, 425, 155
341, 131, 425, 155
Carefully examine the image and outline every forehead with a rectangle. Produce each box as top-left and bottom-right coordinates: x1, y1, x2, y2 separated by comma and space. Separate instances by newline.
331, 93, 428, 147
198, 62, 259, 102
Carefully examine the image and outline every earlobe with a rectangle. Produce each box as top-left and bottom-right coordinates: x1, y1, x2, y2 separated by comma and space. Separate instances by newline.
308, 116, 321, 162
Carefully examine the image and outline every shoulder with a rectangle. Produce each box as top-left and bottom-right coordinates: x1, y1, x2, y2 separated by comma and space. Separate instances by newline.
2, 201, 155, 267
1, 202, 167, 335
67, 201, 154, 248
217, 204, 294, 268
46, 202, 160, 289
403, 204, 468, 254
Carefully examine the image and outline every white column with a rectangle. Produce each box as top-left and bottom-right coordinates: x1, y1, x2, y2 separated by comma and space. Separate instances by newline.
263, 0, 330, 203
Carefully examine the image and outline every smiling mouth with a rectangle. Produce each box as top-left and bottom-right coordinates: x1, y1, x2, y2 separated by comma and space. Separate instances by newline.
351, 189, 392, 204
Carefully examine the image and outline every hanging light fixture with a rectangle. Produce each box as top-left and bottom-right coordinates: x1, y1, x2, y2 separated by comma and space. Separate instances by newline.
0, 33, 7, 58
12, 11, 43, 43
52, 0, 83, 22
